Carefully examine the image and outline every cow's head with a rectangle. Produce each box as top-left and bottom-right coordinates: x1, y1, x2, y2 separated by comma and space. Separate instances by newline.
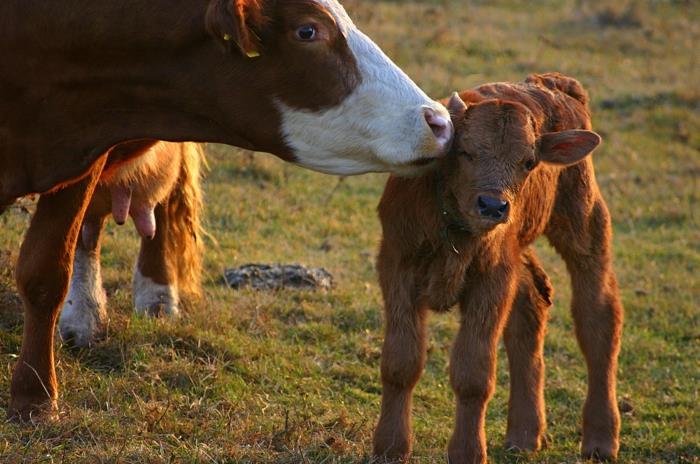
206, 0, 452, 175
444, 94, 600, 233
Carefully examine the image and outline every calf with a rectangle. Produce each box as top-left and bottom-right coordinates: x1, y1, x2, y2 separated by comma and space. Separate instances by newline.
373, 73, 623, 463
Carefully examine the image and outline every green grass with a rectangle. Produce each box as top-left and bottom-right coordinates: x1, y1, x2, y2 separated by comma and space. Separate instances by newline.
1, 0, 698, 462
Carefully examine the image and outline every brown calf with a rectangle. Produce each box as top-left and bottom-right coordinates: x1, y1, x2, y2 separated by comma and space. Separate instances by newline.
373, 73, 623, 463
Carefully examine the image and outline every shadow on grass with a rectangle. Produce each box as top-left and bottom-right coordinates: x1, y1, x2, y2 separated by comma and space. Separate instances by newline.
61, 339, 128, 374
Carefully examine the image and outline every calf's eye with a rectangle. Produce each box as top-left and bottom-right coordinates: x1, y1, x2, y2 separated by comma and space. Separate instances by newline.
295, 25, 317, 41
524, 158, 537, 171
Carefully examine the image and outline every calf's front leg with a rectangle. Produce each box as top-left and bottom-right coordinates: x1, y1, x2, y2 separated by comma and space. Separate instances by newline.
503, 250, 552, 451
373, 299, 428, 461
448, 265, 517, 464
9, 156, 106, 419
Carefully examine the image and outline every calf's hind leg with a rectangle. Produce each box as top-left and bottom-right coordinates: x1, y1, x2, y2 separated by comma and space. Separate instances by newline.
503, 249, 553, 451
547, 199, 623, 460
9, 157, 106, 419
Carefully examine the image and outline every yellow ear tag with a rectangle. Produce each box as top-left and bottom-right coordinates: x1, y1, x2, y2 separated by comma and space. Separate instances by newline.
222, 34, 260, 58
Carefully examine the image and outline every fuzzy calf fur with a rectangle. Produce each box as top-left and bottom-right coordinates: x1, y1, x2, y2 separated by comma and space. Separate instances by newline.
373, 73, 623, 463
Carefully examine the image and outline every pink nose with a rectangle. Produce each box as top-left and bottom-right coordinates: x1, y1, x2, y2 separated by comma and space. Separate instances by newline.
423, 107, 453, 151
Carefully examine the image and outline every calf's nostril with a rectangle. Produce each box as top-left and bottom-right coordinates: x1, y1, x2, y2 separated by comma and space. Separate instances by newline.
477, 195, 509, 220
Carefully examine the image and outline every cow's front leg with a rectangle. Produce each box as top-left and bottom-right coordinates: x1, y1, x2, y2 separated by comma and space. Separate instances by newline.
448, 265, 517, 464
9, 156, 106, 420
133, 203, 179, 317
59, 214, 108, 347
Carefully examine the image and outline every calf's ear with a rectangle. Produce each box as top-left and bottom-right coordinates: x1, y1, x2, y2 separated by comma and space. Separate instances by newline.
446, 92, 468, 119
206, 0, 265, 57
537, 129, 601, 166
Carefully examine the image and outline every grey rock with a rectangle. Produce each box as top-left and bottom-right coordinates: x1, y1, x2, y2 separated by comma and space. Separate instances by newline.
224, 264, 333, 291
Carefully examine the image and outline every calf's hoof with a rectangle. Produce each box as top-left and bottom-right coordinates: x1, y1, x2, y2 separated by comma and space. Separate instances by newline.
582, 403, 620, 461
581, 439, 619, 462
504, 433, 544, 452
371, 455, 408, 464
373, 435, 411, 463
447, 442, 486, 464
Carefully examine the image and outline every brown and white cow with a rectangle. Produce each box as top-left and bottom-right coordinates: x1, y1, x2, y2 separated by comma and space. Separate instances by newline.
0, 0, 454, 419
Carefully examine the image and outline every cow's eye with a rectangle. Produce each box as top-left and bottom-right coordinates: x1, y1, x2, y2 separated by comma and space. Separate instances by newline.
295, 25, 317, 41
524, 158, 537, 171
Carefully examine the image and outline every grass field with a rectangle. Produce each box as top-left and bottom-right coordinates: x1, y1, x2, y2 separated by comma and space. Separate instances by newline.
1, 0, 699, 462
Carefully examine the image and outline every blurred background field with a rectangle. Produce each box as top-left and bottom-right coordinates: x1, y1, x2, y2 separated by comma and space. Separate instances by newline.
1, 0, 698, 462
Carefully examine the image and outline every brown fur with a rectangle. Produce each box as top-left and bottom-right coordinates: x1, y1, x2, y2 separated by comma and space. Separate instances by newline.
0, 0, 365, 203
373, 73, 623, 463
9, 156, 107, 420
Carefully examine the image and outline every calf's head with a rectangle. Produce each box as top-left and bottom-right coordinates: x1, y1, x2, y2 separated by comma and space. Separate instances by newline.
206, 0, 452, 175
443, 94, 601, 233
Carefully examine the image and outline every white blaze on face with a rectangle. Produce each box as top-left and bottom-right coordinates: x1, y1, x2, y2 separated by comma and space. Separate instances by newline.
278, 0, 453, 176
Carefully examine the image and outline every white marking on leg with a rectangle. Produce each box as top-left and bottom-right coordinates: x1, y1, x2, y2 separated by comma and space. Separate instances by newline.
132, 267, 179, 317
59, 246, 108, 347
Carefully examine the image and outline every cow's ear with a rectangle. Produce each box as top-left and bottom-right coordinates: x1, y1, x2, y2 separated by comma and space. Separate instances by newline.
537, 130, 601, 166
206, 0, 265, 57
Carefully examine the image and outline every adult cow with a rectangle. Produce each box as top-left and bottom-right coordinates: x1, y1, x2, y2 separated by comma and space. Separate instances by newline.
0, 0, 453, 420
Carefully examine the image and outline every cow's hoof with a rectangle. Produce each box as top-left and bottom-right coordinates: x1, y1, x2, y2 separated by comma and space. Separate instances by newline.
60, 325, 106, 349
137, 302, 180, 318
133, 270, 179, 318
59, 301, 108, 348
8, 395, 58, 422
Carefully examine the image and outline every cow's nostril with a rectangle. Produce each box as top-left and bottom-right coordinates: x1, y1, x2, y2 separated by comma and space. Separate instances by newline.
423, 107, 452, 145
